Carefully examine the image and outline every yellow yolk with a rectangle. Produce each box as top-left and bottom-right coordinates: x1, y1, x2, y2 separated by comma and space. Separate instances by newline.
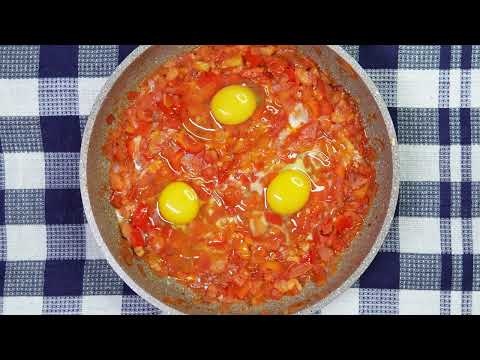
266, 170, 311, 215
158, 182, 200, 225
210, 85, 257, 125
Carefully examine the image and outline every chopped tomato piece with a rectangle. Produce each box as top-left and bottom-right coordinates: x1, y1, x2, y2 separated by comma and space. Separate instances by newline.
175, 131, 205, 154
127, 91, 139, 101
244, 50, 264, 67
106, 114, 115, 125
265, 212, 283, 226
204, 149, 219, 164
131, 203, 152, 232
288, 263, 312, 278
222, 186, 243, 207
318, 100, 334, 116
130, 227, 144, 247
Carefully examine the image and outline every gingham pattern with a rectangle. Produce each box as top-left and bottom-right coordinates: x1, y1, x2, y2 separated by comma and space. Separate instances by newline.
0, 45, 479, 315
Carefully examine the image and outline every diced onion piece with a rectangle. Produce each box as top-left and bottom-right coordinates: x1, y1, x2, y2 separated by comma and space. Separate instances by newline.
259, 46, 276, 56
166, 68, 179, 81
353, 183, 369, 199
288, 103, 309, 129
295, 68, 312, 85
221, 55, 244, 68
134, 246, 145, 257
249, 212, 268, 237
120, 222, 132, 239
193, 61, 210, 72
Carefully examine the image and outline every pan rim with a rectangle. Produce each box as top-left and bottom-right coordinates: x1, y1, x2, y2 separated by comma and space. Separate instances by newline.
80, 45, 399, 315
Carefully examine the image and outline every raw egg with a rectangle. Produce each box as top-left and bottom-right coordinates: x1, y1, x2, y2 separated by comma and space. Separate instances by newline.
158, 182, 200, 225
210, 85, 257, 125
266, 170, 311, 215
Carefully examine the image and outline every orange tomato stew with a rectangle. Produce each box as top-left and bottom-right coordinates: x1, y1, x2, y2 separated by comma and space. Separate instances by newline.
103, 45, 377, 306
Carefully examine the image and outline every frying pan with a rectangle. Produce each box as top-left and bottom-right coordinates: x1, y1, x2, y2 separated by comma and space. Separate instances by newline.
80, 45, 399, 314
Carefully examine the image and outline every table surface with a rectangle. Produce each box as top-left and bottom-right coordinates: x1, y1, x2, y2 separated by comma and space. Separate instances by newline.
0, 45, 479, 315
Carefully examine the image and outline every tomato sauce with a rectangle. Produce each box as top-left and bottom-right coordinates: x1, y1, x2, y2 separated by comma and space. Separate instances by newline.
103, 45, 376, 306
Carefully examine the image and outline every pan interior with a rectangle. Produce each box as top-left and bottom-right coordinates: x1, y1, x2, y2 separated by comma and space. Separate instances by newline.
82, 45, 398, 315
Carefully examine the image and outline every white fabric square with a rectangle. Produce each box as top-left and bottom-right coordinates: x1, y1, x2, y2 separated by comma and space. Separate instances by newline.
399, 289, 440, 315
399, 217, 441, 254
473, 292, 480, 315
450, 291, 463, 315
321, 288, 359, 315
3, 296, 43, 315
449, 145, 462, 182
397, 70, 439, 108
472, 145, 480, 182
4, 152, 45, 189
399, 144, 439, 182
82, 295, 122, 315
450, 218, 464, 255
471, 69, 480, 108
78, 77, 108, 116
473, 218, 480, 255
0, 79, 39, 116
85, 223, 105, 260
449, 69, 462, 108
6, 224, 47, 261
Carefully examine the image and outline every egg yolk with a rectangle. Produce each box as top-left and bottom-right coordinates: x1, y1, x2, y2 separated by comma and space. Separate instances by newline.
210, 85, 257, 125
158, 182, 200, 225
266, 170, 311, 215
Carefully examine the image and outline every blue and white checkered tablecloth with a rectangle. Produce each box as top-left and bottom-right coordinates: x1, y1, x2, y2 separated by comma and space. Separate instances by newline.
0, 45, 479, 315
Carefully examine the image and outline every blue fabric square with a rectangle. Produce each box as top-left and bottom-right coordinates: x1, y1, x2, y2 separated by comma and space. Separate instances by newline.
0, 261, 5, 296
3, 261, 45, 296
82, 259, 123, 295
388, 107, 397, 135
359, 252, 399, 289
45, 189, 84, 225
0, 152, 4, 190
79, 45, 119, 77
0, 45, 40, 78
398, 45, 440, 70
39, 46, 78, 78
0, 116, 43, 152
399, 182, 440, 217
461, 45, 472, 70
123, 283, 136, 296
0, 191, 4, 225
463, 254, 473, 291
439, 108, 450, 145
121, 295, 162, 315
44, 260, 84, 296
45, 152, 80, 189
440, 45, 452, 70
359, 288, 399, 315
441, 254, 452, 290
39, 78, 79, 116
40, 115, 81, 152
42, 296, 81, 314
440, 182, 451, 219
400, 254, 442, 290
118, 45, 138, 64
472, 183, 480, 218
380, 216, 399, 253
366, 69, 397, 107
397, 108, 440, 145
46, 224, 85, 260
359, 45, 398, 69
460, 108, 471, 145
4, 189, 45, 225
0, 226, 6, 261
